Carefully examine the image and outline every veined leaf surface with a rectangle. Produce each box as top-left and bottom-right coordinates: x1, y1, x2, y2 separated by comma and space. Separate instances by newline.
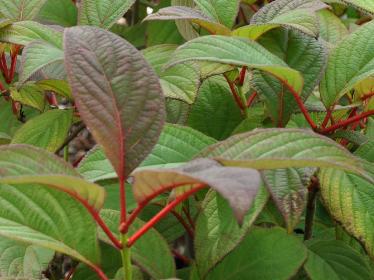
64, 26, 165, 179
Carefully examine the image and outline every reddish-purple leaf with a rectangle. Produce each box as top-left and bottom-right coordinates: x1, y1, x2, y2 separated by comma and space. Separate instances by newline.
64, 26, 165, 180
132, 158, 262, 224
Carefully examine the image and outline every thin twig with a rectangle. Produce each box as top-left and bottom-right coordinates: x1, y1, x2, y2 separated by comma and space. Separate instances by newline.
55, 122, 86, 154
319, 110, 374, 134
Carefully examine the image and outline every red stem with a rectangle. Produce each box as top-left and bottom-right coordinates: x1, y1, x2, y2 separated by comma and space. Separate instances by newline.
320, 110, 374, 134
8, 45, 20, 83
239, 67, 247, 86
321, 109, 332, 128
224, 75, 245, 110
90, 265, 109, 280
119, 176, 127, 226
62, 189, 122, 249
120, 182, 200, 233
182, 206, 195, 229
361, 92, 374, 101
154, 202, 194, 238
281, 81, 318, 130
246, 92, 257, 107
1, 53, 9, 82
127, 184, 206, 247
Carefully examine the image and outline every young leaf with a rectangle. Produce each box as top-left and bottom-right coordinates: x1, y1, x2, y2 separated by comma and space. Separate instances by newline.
187, 76, 243, 140
100, 210, 176, 279
37, 0, 78, 27
64, 26, 165, 179
319, 168, 374, 259
304, 240, 373, 280
203, 128, 373, 183
0, 184, 101, 267
0, 21, 63, 47
168, 35, 304, 95
320, 21, 374, 108
131, 158, 262, 223
0, 145, 105, 210
144, 6, 231, 35
0, 238, 53, 279
19, 41, 63, 84
194, 0, 240, 28
78, 0, 136, 29
10, 84, 45, 111
11, 109, 73, 152
205, 227, 307, 280
36, 79, 72, 100
195, 188, 269, 278
0, 0, 48, 21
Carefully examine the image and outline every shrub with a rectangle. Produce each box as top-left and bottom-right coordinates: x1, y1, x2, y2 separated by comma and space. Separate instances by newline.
0, 0, 372, 279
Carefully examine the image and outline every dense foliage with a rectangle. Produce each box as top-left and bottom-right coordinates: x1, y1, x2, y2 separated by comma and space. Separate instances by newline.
0, 0, 373, 279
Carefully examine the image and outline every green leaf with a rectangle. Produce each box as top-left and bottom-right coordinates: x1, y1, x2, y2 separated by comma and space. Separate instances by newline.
78, 0, 136, 29
202, 128, 373, 183
0, 99, 22, 138
64, 26, 165, 179
168, 35, 304, 95
10, 84, 45, 111
100, 210, 176, 279
140, 124, 216, 168
205, 227, 307, 280
142, 44, 201, 104
262, 168, 315, 232
0, 184, 100, 267
0, 21, 62, 47
144, 6, 231, 35
78, 124, 215, 182
12, 109, 72, 152
132, 158, 262, 223
194, 0, 240, 28
0, 238, 53, 279
187, 76, 243, 140
0, 145, 105, 210
304, 240, 373, 280
19, 41, 63, 84
195, 187, 269, 278
339, 0, 374, 14
319, 168, 374, 259
138, 203, 186, 243
37, 0, 77, 27
317, 9, 348, 45
0, 0, 48, 21
171, 0, 199, 40
355, 140, 374, 162
320, 21, 374, 108
36, 79, 72, 100
251, 29, 327, 126
249, 0, 327, 36
72, 242, 122, 280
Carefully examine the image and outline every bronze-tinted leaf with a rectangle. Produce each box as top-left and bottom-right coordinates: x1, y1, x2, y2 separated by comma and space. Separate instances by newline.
132, 158, 261, 223
64, 26, 165, 179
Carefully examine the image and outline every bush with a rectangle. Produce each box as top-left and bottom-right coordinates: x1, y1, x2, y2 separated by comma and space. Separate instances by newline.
0, 0, 372, 279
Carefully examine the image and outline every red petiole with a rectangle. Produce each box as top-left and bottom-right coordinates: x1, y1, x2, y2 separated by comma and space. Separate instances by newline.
127, 184, 206, 247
